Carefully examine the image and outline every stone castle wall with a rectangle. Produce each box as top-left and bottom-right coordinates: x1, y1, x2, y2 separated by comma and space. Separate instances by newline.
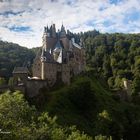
32, 57, 42, 78
44, 63, 57, 86
26, 80, 48, 98
11, 24, 86, 98
62, 64, 70, 84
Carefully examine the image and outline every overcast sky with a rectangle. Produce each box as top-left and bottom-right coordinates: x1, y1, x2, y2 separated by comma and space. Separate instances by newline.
0, 0, 140, 48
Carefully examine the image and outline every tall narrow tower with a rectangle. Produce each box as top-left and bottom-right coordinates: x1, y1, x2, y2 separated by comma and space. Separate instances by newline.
52, 24, 56, 38
60, 24, 66, 37
40, 50, 46, 80
42, 27, 48, 51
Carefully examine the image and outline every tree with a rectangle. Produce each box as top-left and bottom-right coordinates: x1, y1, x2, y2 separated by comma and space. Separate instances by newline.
102, 55, 112, 79
0, 77, 6, 86
8, 77, 14, 86
131, 77, 140, 95
95, 110, 112, 136
108, 77, 114, 88
0, 40, 35, 78
95, 135, 112, 140
0, 91, 92, 140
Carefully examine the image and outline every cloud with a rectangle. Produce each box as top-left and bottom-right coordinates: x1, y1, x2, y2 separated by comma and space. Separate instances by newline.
0, 0, 140, 48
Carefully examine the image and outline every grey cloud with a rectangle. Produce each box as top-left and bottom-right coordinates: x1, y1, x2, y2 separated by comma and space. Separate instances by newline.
0, 0, 140, 48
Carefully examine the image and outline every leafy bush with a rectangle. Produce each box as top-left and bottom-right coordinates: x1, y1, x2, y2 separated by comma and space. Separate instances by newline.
0, 91, 92, 140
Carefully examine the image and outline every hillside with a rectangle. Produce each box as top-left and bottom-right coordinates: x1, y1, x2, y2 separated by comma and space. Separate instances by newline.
1, 32, 140, 95
36, 73, 140, 140
80, 32, 140, 95
0, 41, 36, 79
0, 31, 140, 139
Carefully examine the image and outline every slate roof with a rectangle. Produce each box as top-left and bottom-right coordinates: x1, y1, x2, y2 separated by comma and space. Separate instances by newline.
41, 50, 55, 63
53, 40, 63, 53
13, 67, 29, 74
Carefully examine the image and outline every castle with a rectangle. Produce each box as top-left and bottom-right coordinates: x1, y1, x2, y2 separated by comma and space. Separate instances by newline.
32, 24, 86, 85
11, 24, 86, 97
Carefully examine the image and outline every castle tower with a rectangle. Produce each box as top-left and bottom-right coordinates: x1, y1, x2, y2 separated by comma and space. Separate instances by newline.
42, 24, 57, 52
52, 24, 56, 38
60, 24, 69, 50
40, 50, 46, 80
42, 27, 48, 51
46, 25, 50, 37
32, 23, 86, 86
60, 24, 66, 37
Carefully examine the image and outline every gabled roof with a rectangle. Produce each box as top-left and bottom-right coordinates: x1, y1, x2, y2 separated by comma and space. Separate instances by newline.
71, 38, 81, 49
13, 67, 29, 74
41, 49, 55, 63
53, 40, 64, 52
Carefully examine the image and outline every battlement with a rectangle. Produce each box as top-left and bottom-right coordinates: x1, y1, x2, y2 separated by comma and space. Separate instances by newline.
43, 24, 68, 38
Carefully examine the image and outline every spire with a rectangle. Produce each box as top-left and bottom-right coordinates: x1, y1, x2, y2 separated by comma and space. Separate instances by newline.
43, 26, 50, 37
60, 24, 66, 37
61, 21, 64, 28
61, 23, 65, 31
46, 25, 49, 31
52, 24, 56, 38
44, 27, 47, 33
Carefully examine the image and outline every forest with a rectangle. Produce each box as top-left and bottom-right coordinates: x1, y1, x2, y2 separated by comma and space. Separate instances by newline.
0, 30, 140, 139
75, 31, 140, 96
1, 31, 140, 95
0, 41, 35, 79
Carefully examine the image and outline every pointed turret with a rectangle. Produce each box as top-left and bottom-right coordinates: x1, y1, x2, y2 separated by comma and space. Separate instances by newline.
46, 25, 49, 31
60, 24, 66, 37
52, 24, 56, 38
42, 27, 47, 51
43, 26, 50, 37
61, 24, 65, 31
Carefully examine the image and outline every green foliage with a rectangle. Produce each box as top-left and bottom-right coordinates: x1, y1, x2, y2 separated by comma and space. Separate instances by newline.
114, 76, 122, 88
1, 75, 140, 139
0, 41, 35, 78
0, 91, 36, 139
131, 77, 140, 95
124, 121, 140, 140
0, 91, 92, 140
67, 131, 92, 140
81, 31, 140, 93
95, 135, 112, 140
98, 110, 112, 121
0, 77, 6, 85
107, 77, 114, 88
1, 30, 140, 139
95, 110, 112, 136
38, 75, 140, 140
8, 77, 14, 86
